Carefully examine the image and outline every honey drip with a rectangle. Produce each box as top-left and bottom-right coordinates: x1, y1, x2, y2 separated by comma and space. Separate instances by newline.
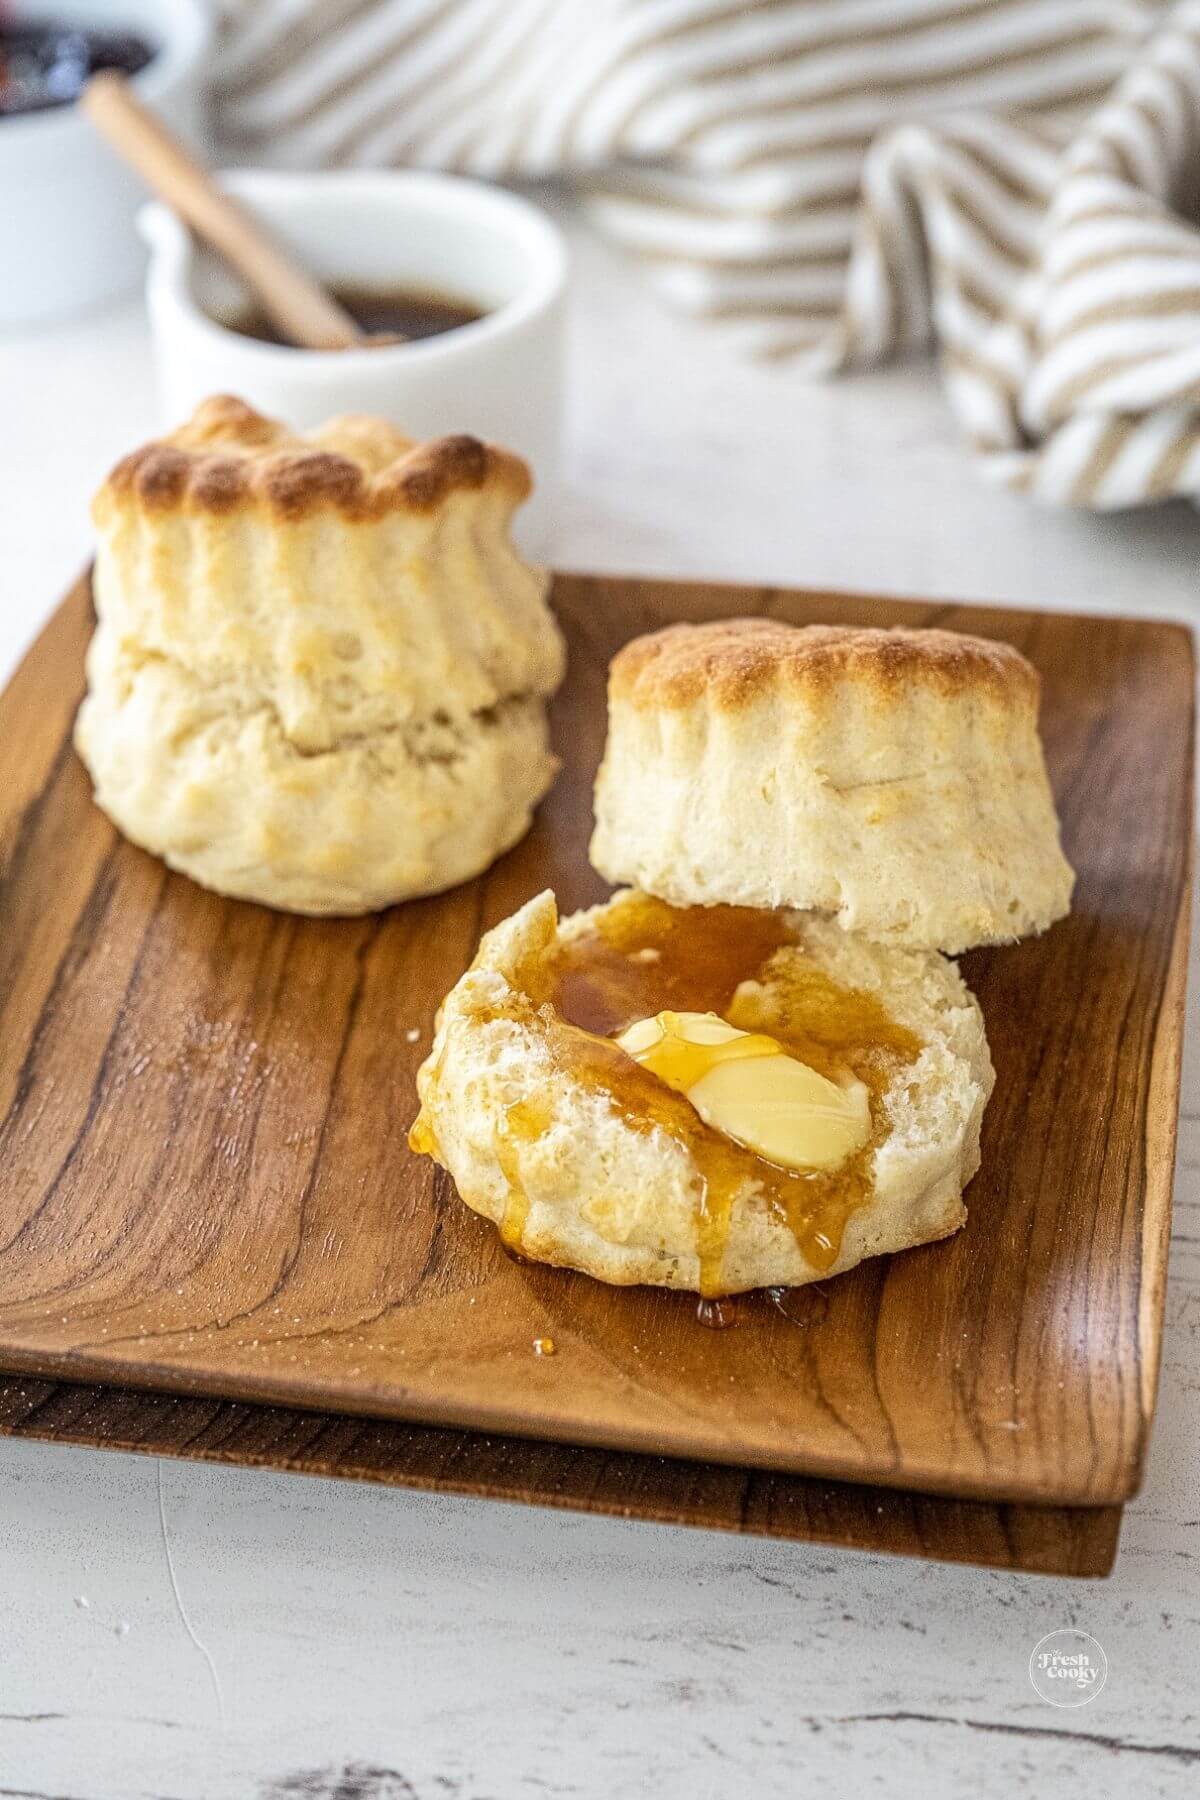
505, 896, 920, 1296
696, 1297, 738, 1330
495, 1098, 552, 1252
408, 1114, 440, 1159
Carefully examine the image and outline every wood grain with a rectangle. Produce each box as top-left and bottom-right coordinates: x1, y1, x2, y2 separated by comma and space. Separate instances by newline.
0, 1375, 1122, 1577
0, 571, 1191, 1519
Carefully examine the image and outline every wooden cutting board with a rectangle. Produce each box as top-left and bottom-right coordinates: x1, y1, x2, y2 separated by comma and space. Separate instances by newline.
0, 1375, 1123, 1577
0, 572, 1191, 1541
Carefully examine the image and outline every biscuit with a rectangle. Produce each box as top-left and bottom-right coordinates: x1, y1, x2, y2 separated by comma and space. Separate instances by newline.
411, 888, 994, 1294
77, 628, 557, 914
76, 397, 565, 913
590, 619, 1073, 953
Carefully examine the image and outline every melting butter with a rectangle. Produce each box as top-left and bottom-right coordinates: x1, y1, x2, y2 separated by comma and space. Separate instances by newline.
616, 1010, 870, 1173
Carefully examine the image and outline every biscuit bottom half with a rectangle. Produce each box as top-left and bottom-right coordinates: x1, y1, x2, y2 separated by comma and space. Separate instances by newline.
410, 890, 995, 1296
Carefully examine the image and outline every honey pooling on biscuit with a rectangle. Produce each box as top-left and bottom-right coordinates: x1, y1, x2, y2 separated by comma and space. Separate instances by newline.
501, 895, 920, 1295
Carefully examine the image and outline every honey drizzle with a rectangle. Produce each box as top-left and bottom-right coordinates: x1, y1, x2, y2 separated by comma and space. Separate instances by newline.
495, 1098, 551, 1252
408, 1114, 440, 1159
512, 895, 921, 1296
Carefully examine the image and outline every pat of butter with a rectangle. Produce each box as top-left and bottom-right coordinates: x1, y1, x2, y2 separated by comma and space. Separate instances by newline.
616, 1010, 869, 1173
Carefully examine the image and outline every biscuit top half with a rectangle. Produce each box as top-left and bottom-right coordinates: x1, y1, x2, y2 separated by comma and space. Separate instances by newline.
86, 396, 562, 754
94, 394, 532, 526
592, 615, 1073, 953
609, 618, 1039, 715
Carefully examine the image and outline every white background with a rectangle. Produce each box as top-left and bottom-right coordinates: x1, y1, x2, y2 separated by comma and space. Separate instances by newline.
1, 210, 1198, 1800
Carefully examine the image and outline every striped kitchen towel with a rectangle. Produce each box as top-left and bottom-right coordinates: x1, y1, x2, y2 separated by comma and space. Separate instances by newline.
213, 1, 1200, 507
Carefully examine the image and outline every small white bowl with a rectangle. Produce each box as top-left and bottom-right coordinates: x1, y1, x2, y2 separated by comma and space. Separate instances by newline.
0, 0, 212, 329
141, 170, 569, 548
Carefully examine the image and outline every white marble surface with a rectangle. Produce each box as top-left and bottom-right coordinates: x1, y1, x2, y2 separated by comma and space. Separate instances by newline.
1, 213, 1198, 1800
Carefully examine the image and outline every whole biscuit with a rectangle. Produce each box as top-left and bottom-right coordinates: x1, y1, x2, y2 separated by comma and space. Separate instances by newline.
76, 397, 565, 912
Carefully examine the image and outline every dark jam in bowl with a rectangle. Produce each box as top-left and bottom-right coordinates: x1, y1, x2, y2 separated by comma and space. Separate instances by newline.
226, 287, 485, 347
0, 18, 154, 117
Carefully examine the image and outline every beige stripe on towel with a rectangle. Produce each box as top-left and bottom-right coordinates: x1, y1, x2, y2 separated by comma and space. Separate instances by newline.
214, 0, 1200, 509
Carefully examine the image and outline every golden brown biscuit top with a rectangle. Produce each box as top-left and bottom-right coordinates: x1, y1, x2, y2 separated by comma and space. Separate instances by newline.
95, 395, 532, 524
609, 618, 1039, 711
